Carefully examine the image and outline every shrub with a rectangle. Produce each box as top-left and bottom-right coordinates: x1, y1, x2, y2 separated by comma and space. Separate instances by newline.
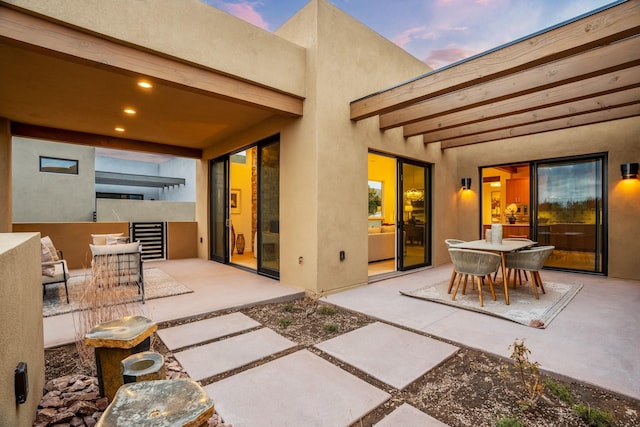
282, 302, 294, 313
323, 323, 338, 333
318, 305, 336, 316
507, 338, 544, 410
545, 379, 574, 404
495, 416, 524, 427
278, 317, 292, 328
573, 403, 615, 427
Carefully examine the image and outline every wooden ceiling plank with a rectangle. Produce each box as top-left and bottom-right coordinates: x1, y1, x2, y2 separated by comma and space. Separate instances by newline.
405, 66, 640, 137
381, 35, 640, 130
439, 104, 640, 149
422, 89, 640, 143
0, 6, 303, 116
11, 123, 203, 159
351, 0, 640, 120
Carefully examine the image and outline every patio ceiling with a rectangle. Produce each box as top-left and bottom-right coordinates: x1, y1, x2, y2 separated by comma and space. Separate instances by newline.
0, 4, 304, 159
350, 0, 640, 149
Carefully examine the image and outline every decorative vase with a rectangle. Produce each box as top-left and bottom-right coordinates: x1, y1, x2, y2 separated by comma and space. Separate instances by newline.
236, 233, 245, 254
508, 217, 517, 224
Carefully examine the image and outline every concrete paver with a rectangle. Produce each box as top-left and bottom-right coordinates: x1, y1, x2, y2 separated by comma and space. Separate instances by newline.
174, 328, 295, 381
204, 350, 390, 427
157, 312, 260, 350
315, 322, 459, 390
374, 403, 449, 427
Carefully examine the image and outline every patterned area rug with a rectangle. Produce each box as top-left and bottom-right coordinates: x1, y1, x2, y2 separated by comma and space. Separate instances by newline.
400, 278, 582, 328
43, 268, 193, 317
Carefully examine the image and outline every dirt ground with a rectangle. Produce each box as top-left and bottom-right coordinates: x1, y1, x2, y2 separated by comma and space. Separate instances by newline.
45, 298, 640, 427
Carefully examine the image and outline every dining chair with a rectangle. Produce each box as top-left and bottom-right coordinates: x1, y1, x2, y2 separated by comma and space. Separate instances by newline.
448, 248, 501, 307
504, 245, 555, 299
445, 239, 466, 294
494, 238, 534, 285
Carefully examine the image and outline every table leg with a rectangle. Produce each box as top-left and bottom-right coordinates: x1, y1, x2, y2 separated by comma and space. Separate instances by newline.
501, 253, 509, 305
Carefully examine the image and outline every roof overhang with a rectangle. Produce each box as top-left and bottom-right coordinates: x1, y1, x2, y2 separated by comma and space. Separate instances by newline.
350, 0, 640, 149
0, 4, 304, 156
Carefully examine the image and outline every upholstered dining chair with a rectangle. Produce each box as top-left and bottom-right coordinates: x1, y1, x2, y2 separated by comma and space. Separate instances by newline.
493, 237, 535, 284
504, 245, 555, 299
448, 248, 501, 307
445, 239, 466, 294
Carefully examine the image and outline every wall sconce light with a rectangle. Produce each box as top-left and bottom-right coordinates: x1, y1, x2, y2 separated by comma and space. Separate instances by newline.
621, 163, 639, 179
461, 178, 472, 190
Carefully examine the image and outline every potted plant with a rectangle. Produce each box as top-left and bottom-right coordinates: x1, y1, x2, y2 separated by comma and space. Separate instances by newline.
505, 203, 518, 224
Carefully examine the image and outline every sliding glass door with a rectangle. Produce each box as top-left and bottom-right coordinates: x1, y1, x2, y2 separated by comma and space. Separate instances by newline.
534, 155, 606, 273
209, 156, 229, 263
257, 138, 280, 278
399, 160, 431, 270
209, 135, 280, 279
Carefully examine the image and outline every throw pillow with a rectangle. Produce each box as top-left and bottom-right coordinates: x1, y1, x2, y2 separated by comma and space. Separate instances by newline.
42, 264, 56, 277
41, 236, 59, 262
91, 233, 124, 245
106, 235, 130, 245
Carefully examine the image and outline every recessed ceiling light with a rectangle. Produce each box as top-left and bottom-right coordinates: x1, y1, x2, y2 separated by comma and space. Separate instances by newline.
123, 108, 136, 115
115, 127, 125, 132
137, 81, 152, 89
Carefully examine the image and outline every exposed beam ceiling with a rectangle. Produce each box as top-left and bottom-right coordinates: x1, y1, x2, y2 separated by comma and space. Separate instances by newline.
350, 0, 640, 148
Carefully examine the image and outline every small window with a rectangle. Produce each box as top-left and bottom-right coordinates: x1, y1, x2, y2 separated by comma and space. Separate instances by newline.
39, 156, 78, 174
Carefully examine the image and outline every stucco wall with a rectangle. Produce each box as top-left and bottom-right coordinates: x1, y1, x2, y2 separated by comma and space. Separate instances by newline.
0, 233, 44, 426
12, 137, 95, 222
3, 0, 306, 97
454, 116, 640, 280
96, 199, 195, 223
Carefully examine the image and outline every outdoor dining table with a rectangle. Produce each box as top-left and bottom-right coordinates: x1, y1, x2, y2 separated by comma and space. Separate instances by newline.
450, 239, 536, 305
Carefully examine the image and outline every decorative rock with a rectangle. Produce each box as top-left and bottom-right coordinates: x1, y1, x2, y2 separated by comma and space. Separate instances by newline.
71, 416, 85, 426
95, 398, 109, 410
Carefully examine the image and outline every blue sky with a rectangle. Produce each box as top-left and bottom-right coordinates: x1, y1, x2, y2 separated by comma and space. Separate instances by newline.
201, 0, 617, 69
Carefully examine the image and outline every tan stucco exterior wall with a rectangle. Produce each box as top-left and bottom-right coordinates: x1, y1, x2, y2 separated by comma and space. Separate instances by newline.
0, 118, 10, 232
0, 233, 44, 427
454, 116, 640, 280
3, 0, 306, 97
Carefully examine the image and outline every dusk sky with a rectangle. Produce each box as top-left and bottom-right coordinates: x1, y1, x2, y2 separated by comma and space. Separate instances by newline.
202, 0, 617, 69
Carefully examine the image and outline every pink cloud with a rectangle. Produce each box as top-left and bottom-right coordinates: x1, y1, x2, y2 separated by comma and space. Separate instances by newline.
423, 47, 477, 69
392, 26, 436, 48
215, 1, 270, 30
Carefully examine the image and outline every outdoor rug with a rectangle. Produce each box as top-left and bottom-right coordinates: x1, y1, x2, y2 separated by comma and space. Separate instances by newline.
400, 279, 582, 328
43, 268, 193, 317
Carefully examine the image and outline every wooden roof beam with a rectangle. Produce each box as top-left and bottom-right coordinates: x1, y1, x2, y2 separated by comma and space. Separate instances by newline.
0, 5, 304, 116
404, 65, 640, 137
438, 104, 640, 149
422, 88, 640, 143
350, 0, 640, 120
380, 35, 640, 130
11, 123, 203, 159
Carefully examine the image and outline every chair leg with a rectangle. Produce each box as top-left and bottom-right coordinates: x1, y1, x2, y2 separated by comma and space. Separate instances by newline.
476, 276, 483, 307
451, 274, 463, 301
534, 271, 546, 294
447, 269, 457, 294
529, 270, 539, 299
462, 274, 469, 295
487, 274, 496, 301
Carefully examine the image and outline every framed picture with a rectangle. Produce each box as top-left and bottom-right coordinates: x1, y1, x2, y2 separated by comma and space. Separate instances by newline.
39, 156, 78, 174
230, 189, 241, 214
368, 180, 383, 218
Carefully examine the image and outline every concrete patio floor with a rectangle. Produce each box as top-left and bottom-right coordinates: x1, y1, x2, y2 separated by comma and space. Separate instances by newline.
43, 258, 640, 405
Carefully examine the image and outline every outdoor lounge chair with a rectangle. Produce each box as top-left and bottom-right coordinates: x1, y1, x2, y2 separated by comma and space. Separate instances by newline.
505, 245, 555, 299
448, 248, 501, 307
41, 236, 70, 303
90, 241, 145, 303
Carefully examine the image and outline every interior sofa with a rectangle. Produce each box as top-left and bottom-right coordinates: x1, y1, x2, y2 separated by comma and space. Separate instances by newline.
368, 225, 396, 262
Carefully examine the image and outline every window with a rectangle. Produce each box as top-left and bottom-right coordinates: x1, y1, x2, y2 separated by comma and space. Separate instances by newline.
39, 156, 78, 174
